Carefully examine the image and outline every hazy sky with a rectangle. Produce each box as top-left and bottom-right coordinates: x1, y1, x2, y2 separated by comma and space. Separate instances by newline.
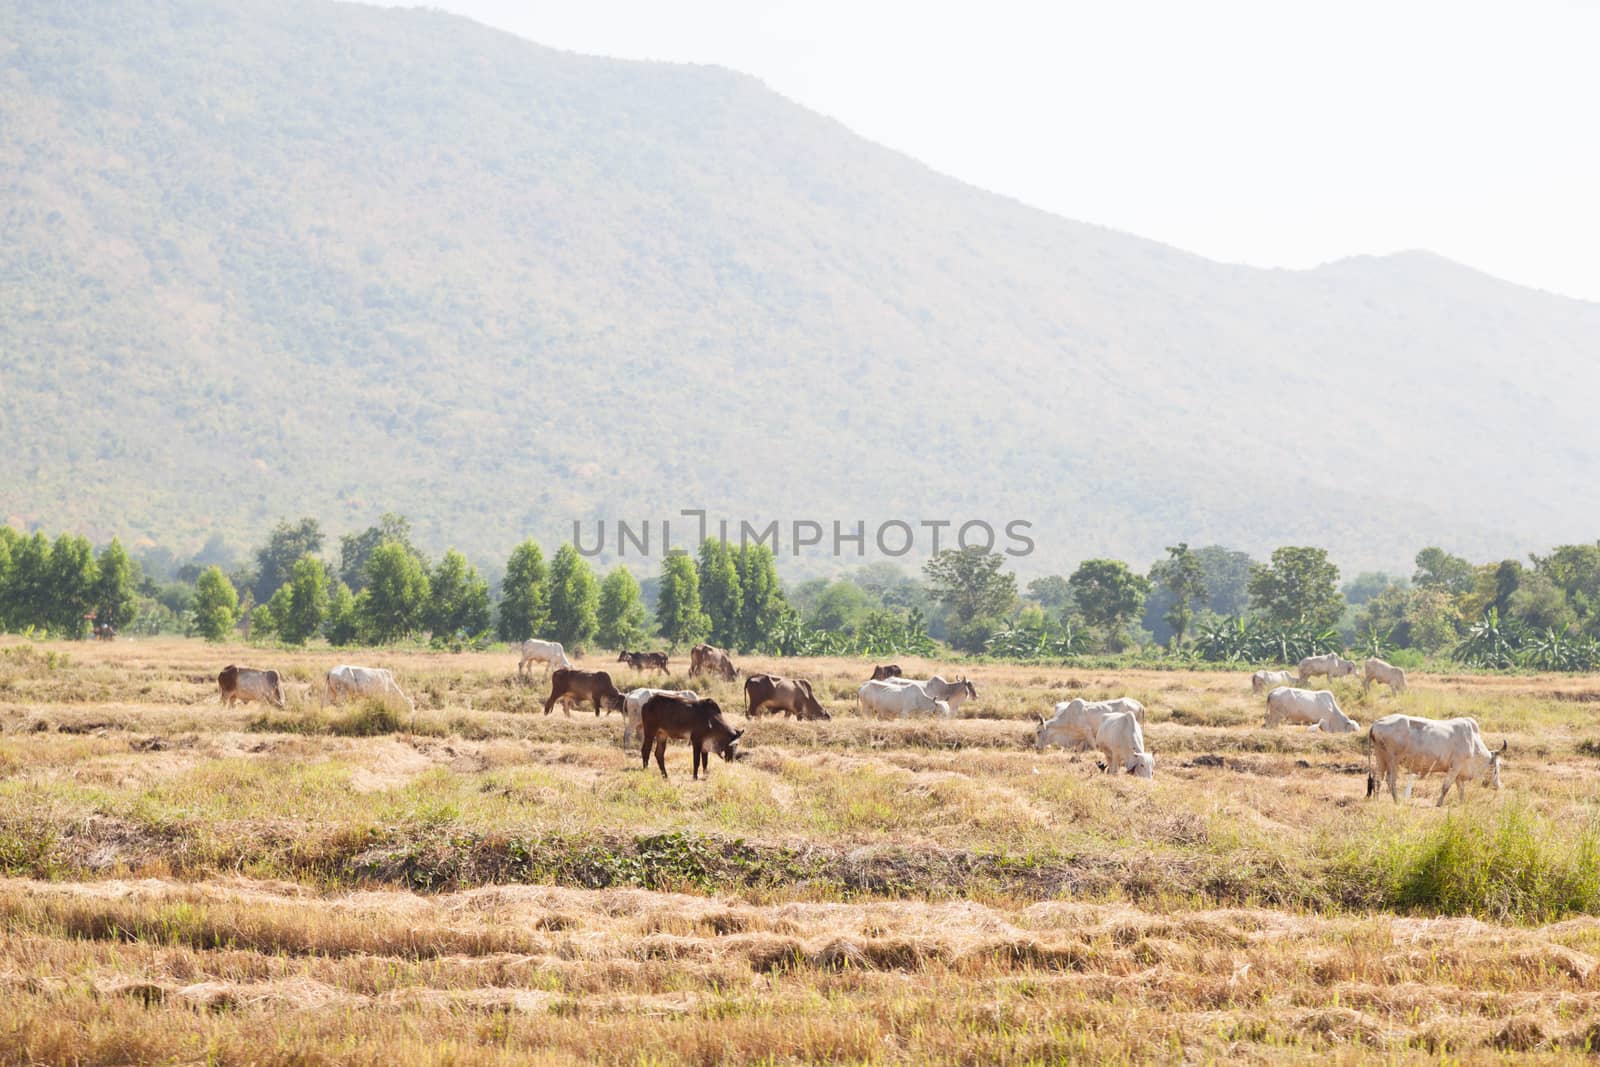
380, 1, 1600, 302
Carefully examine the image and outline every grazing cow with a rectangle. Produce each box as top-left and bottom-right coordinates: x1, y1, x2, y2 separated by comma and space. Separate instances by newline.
323, 664, 414, 711
217, 665, 285, 709
544, 668, 626, 717
869, 664, 903, 681
638, 694, 744, 779
744, 674, 831, 720
1251, 669, 1294, 695
857, 679, 952, 718
688, 643, 738, 681
1090, 710, 1155, 778
883, 675, 978, 711
1264, 686, 1359, 733
518, 639, 573, 678
617, 650, 670, 673
1366, 713, 1505, 806
623, 687, 698, 750
1363, 657, 1408, 694
1032, 697, 1146, 751
1297, 653, 1359, 685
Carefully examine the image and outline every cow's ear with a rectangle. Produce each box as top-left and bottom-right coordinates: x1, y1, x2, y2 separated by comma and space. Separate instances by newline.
732, 728, 745, 740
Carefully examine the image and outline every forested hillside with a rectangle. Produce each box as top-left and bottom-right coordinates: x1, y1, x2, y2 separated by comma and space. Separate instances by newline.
4, 0, 1600, 573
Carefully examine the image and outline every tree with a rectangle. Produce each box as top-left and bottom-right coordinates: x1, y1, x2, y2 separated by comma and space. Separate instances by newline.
1248, 546, 1343, 630
339, 513, 418, 591
734, 544, 787, 651
1530, 543, 1600, 627
1413, 547, 1476, 597
1069, 559, 1151, 646
359, 541, 431, 642
93, 538, 138, 631
1507, 571, 1576, 633
326, 582, 359, 646
808, 581, 872, 633
276, 554, 330, 645
547, 543, 599, 649
1342, 571, 1402, 607
696, 539, 743, 648
1148, 543, 1207, 647
0, 527, 13, 630
251, 517, 323, 604
1025, 575, 1073, 611
498, 540, 549, 641
1193, 545, 1255, 617
597, 566, 649, 649
923, 548, 1018, 625
5, 533, 52, 632
428, 549, 492, 637
193, 566, 239, 642
656, 550, 709, 648
46, 533, 98, 637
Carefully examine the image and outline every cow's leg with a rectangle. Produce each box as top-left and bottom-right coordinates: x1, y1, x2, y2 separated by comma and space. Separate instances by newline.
640, 726, 655, 770
654, 738, 669, 778
543, 692, 557, 716
1437, 774, 1456, 807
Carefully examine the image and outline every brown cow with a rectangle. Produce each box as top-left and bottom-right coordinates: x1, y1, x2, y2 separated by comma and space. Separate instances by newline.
688, 643, 738, 681
869, 664, 902, 681
544, 668, 626, 717
744, 674, 831, 720
217, 665, 285, 708
617, 650, 670, 673
639, 694, 743, 779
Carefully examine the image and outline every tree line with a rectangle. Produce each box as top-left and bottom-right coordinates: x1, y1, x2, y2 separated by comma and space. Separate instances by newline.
8, 516, 1600, 671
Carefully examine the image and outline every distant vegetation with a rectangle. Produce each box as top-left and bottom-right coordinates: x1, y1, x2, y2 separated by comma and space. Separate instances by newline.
8, 515, 1600, 670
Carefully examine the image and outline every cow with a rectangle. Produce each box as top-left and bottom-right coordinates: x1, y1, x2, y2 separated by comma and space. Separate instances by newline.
1090, 710, 1155, 778
869, 664, 903, 681
518, 639, 573, 679
688, 643, 738, 681
623, 687, 698, 750
744, 674, 831, 720
217, 665, 284, 709
1033, 697, 1146, 752
1363, 657, 1408, 694
323, 664, 414, 711
857, 678, 952, 718
1264, 686, 1359, 733
882, 675, 978, 711
617, 650, 670, 673
543, 668, 626, 717
1298, 652, 1359, 686
1366, 713, 1505, 806
638, 694, 744, 779
1251, 669, 1294, 695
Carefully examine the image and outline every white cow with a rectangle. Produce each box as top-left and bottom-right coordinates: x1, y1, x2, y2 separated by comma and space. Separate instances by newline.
858, 679, 952, 718
1090, 710, 1155, 778
1367, 713, 1505, 806
1264, 686, 1358, 733
1033, 697, 1146, 752
1251, 669, 1294, 695
880, 675, 978, 711
622, 687, 698, 750
1363, 657, 1408, 694
1298, 653, 1358, 685
323, 664, 414, 711
517, 639, 573, 679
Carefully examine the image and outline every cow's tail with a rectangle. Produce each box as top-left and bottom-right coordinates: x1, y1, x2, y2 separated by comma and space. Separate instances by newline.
1364, 729, 1377, 799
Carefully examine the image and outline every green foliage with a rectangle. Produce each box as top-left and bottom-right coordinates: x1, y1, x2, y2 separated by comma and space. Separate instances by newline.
696, 539, 742, 649
1068, 558, 1150, 649
276, 554, 330, 645
923, 549, 1017, 651
1248, 546, 1343, 630
597, 566, 649, 650
1453, 608, 1524, 669
655, 550, 710, 649
547, 543, 599, 650
1024, 575, 1072, 611
1194, 615, 1340, 664
497, 540, 548, 642
325, 582, 359, 646
338, 513, 417, 592
43, 533, 97, 637
768, 607, 934, 658
358, 542, 431, 643
733, 543, 787, 652
92, 538, 137, 630
192, 566, 238, 642
251, 518, 323, 605
427, 548, 491, 638
985, 609, 1088, 659
1413, 546, 1476, 596
1147, 543, 1206, 647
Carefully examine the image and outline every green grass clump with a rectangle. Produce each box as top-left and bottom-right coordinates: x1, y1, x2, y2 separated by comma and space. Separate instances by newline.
1343, 802, 1600, 921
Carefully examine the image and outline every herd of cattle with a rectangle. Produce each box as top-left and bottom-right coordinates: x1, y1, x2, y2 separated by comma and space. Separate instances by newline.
211, 644, 1507, 802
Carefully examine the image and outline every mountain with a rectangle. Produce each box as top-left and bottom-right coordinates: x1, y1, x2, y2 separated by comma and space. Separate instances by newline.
3, 0, 1599, 576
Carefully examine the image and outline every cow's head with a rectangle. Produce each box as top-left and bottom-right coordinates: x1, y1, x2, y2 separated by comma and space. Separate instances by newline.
603, 689, 627, 713
617, 651, 631, 663
705, 726, 744, 762
1127, 752, 1155, 779
1485, 738, 1506, 790
959, 676, 978, 700
1031, 712, 1048, 750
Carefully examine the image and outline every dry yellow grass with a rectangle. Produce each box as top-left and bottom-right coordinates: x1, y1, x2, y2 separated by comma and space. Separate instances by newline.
2, 636, 1600, 1063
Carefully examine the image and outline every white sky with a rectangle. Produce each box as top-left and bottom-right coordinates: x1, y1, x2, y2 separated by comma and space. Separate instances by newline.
381, 0, 1600, 302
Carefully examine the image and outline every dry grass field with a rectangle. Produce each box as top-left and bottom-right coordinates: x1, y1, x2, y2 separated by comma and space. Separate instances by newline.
3, 637, 1600, 1064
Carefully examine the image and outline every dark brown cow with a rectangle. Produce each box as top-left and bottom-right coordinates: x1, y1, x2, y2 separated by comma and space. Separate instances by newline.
744, 674, 831, 720
617, 650, 670, 673
689, 643, 738, 680
217, 665, 285, 708
544, 668, 626, 717
639, 694, 743, 779
869, 664, 902, 681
